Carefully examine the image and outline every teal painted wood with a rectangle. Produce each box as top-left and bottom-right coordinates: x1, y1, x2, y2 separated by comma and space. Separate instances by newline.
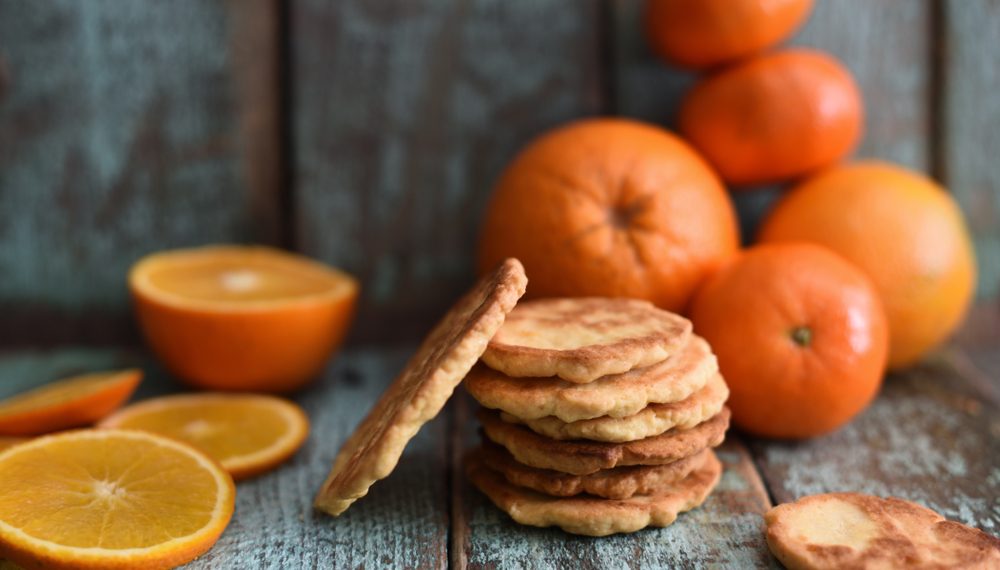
0, 0, 281, 343
612, 1, 932, 240
942, 0, 1000, 299
291, 0, 605, 343
451, 392, 778, 569
0, 346, 450, 569
750, 349, 1000, 537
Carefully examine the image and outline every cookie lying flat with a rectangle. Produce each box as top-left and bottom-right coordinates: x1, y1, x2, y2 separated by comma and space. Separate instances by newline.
466, 335, 717, 422
479, 439, 711, 500
479, 407, 729, 475
765, 493, 1000, 569
502, 373, 729, 442
467, 448, 722, 536
313, 258, 527, 516
481, 297, 692, 383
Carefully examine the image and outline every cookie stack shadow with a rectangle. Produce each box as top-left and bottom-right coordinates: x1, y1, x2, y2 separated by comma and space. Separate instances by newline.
462, 297, 732, 536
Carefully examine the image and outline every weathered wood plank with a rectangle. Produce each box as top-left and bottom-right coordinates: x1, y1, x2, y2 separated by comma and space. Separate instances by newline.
291, 0, 605, 343
611, 0, 933, 240
0, 0, 282, 345
0, 346, 451, 569
749, 353, 1000, 537
451, 391, 776, 569
941, 0, 1000, 299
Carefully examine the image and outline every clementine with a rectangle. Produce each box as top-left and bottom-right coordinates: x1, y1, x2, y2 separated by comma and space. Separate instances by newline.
645, 0, 813, 69
478, 119, 739, 312
758, 161, 977, 369
690, 243, 889, 439
678, 49, 863, 186
130, 246, 358, 393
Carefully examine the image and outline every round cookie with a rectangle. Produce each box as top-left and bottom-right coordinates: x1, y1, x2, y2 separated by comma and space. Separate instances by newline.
765, 493, 1000, 569
478, 407, 730, 475
479, 439, 712, 500
313, 258, 526, 516
466, 335, 717, 422
466, 448, 722, 536
481, 297, 692, 383
502, 373, 729, 442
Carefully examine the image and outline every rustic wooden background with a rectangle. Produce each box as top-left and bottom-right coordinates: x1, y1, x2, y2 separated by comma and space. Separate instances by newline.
0, 1, 998, 568
1, 0, 998, 346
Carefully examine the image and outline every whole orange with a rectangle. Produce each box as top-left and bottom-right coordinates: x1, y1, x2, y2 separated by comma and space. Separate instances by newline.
758, 161, 977, 369
678, 49, 863, 187
130, 246, 358, 393
644, 0, 813, 69
691, 243, 889, 439
477, 119, 739, 312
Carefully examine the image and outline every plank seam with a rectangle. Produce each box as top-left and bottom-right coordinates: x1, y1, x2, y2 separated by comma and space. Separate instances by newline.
929, 0, 948, 182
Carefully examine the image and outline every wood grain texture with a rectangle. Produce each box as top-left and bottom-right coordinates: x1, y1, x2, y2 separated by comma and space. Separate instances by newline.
0, 0, 282, 345
941, 0, 1000, 299
291, 0, 605, 343
611, 1, 933, 240
0, 346, 451, 569
750, 353, 1000, 537
451, 391, 777, 569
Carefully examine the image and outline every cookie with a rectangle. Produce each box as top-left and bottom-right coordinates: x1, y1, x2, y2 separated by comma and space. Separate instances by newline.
467, 448, 722, 536
313, 258, 527, 516
479, 439, 712, 500
502, 373, 729, 442
481, 297, 692, 383
765, 493, 1000, 569
478, 407, 729, 475
466, 335, 717, 422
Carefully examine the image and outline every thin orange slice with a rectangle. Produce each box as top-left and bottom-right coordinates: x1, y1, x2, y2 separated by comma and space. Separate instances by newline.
0, 429, 234, 570
0, 370, 142, 436
130, 245, 358, 393
100, 393, 309, 481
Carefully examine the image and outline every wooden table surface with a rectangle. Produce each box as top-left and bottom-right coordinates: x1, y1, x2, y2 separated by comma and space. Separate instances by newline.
1, 330, 995, 569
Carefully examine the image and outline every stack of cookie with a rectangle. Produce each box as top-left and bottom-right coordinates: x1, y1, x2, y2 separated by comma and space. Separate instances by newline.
463, 297, 731, 536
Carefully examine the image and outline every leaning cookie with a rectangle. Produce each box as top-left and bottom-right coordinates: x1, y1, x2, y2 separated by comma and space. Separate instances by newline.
467, 449, 722, 536
765, 493, 1000, 569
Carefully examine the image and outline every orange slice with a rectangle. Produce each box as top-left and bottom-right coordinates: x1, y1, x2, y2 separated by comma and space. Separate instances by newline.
130, 245, 358, 393
0, 429, 234, 570
0, 370, 141, 436
0, 438, 25, 452
100, 393, 309, 481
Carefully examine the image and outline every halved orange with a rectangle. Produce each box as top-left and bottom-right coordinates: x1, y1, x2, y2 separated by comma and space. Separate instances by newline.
99, 393, 309, 481
130, 245, 358, 393
0, 370, 141, 436
0, 429, 234, 570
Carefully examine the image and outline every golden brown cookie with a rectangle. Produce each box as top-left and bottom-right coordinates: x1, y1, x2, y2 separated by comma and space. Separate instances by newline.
481, 297, 692, 383
313, 258, 527, 516
467, 448, 722, 536
479, 438, 712, 500
502, 373, 729, 442
765, 493, 1000, 569
465, 335, 717, 422
478, 407, 729, 475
